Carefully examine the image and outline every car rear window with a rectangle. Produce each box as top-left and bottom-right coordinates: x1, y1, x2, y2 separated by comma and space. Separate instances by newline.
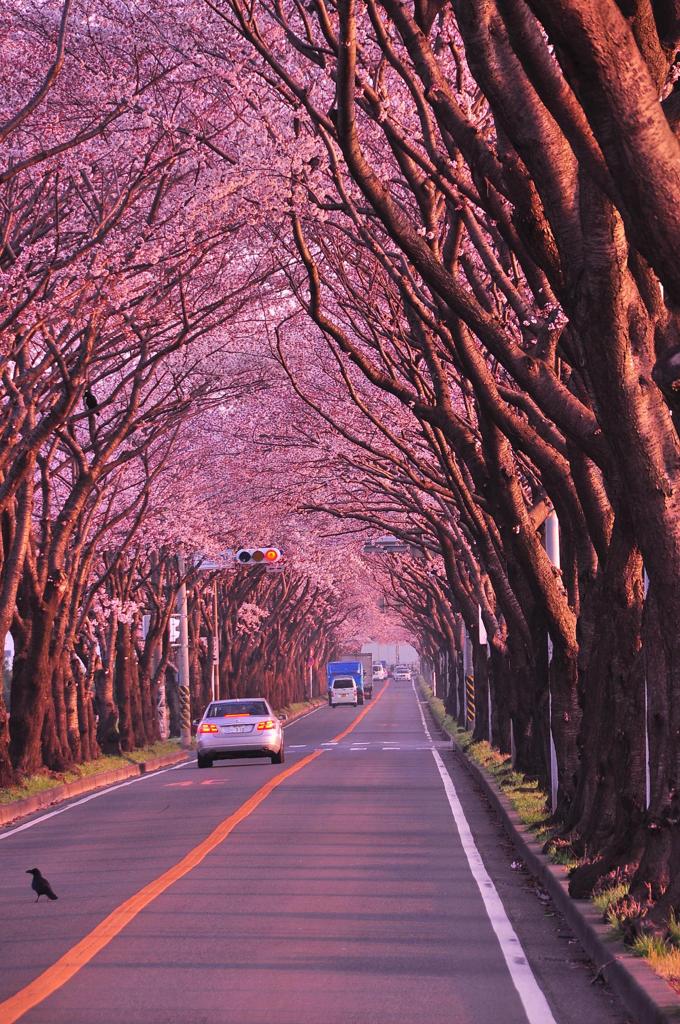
333, 679, 355, 689
206, 701, 269, 717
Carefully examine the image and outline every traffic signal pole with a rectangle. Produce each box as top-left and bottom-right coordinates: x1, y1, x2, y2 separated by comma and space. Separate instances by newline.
176, 555, 192, 748
212, 579, 220, 702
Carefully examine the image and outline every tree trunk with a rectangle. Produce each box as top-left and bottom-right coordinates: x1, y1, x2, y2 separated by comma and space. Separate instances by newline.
114, 622, 134, 752
9, 580, 63, 775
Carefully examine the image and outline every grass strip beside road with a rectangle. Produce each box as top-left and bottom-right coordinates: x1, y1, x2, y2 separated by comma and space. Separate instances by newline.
279, 697, 326, 719
0, 740, 183, 806
420, 682, 680, 995
421, 684, 553, 837
0, 681, 387, 1023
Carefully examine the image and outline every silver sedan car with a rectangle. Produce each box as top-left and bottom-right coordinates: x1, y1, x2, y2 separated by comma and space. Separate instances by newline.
195, 699, 285, 768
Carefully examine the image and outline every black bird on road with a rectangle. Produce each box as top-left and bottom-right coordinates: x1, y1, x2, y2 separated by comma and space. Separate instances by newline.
26, 868, 58, 902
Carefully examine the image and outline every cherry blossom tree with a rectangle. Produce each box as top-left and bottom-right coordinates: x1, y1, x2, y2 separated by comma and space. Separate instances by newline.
202, 0, 680, 934
6, 0, 680, 942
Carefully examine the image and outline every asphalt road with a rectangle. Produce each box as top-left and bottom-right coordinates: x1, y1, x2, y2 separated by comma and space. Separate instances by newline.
0, 680, 630, 1024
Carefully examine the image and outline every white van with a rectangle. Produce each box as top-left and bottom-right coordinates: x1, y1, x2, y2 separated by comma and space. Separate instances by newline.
329, 677, 358, 707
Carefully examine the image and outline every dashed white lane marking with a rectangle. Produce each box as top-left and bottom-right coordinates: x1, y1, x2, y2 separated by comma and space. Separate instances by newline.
282, 743, 436, 752
411, 682, 557, 1024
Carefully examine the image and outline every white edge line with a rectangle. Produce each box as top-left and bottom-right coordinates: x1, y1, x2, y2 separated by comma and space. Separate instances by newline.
283, 702, 325, 729
411, 681, 557, 1024
0, 757, 195, 841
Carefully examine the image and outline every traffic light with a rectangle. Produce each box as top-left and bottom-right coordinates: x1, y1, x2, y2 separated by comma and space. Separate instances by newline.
235, 547, 282, 565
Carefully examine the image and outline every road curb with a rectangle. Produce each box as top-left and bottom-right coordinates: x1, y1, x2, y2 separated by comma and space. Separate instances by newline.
138, 750, 189, 773
280, 698, 326, 727
0, 750, 189, 827
421, 696, 680, 1023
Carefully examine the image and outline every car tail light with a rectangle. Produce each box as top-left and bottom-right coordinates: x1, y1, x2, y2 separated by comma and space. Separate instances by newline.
198, 722, 219, 734
256, 720, 276, 731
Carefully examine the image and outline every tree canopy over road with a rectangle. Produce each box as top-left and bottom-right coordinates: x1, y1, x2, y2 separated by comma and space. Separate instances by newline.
2, 0, 680, 940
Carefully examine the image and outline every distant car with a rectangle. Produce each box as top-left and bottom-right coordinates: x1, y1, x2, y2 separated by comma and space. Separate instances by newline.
393, 665, 412, 681
329, 677, 358, 707
372, 664, 387, 681
195, 698, 285, 768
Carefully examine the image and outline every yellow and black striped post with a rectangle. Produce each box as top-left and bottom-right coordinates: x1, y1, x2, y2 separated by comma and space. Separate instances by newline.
465, 674, 476, 728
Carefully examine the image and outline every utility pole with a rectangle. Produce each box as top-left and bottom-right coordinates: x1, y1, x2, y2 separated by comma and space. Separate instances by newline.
176, 555, 191, 748
544, 511, 560, 815
212, 579, 220, 702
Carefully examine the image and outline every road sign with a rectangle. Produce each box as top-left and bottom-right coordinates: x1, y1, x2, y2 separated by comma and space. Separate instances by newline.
362, 535, 409, 555
193, 550, 234, 570
142, 614, 181, 644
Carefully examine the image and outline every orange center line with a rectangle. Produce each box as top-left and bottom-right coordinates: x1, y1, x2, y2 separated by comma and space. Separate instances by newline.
330, 679, 389, 744
0, 680, 389, 1023
0, 750, 322, 1024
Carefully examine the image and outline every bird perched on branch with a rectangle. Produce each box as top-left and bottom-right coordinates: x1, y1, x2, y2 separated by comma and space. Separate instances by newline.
83, 388, 98, 411
26, 868, 58, 902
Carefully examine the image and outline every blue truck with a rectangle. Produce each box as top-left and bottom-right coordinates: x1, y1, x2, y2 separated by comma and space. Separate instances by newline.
326, 659, 365, 705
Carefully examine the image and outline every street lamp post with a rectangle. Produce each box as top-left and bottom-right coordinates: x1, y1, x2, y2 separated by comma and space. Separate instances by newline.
212, 579, 220, 702
176, 555, 192, 748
